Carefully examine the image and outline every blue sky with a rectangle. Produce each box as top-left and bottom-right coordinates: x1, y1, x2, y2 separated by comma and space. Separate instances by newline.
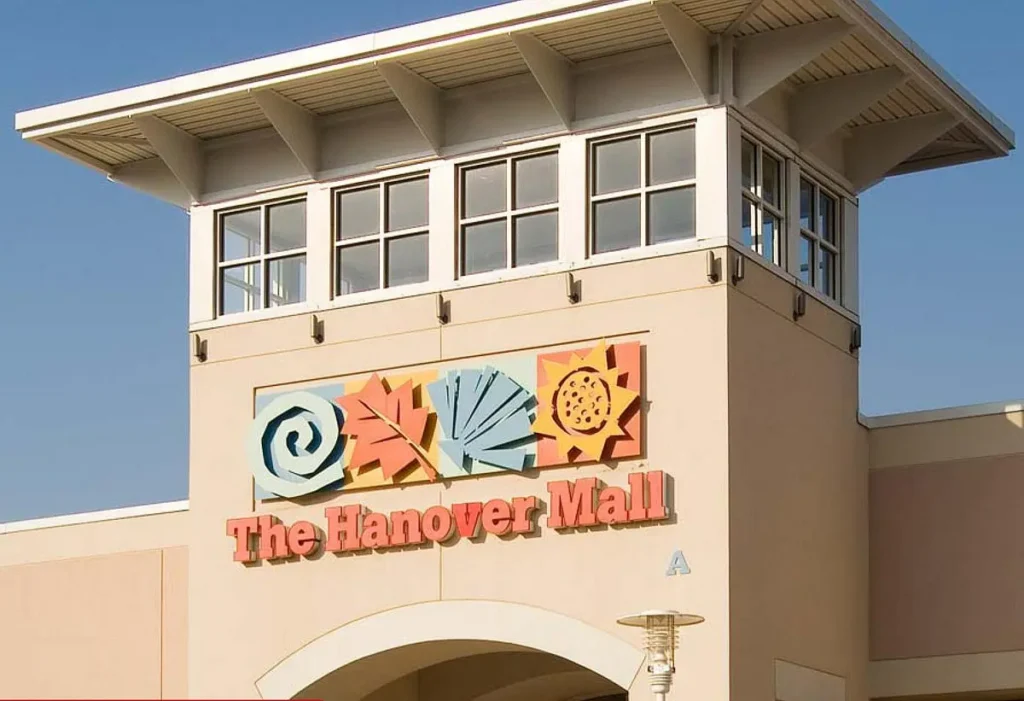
0, 1, 1019, 521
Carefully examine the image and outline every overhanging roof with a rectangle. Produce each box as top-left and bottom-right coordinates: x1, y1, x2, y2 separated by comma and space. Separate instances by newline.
14, 0, 1013, 191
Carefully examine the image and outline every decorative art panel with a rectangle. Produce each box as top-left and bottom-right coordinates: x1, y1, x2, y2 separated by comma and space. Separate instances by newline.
247, 340, 642, 499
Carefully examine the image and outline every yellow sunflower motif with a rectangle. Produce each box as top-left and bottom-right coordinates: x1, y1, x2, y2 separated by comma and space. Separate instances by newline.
532, 341, 639, 461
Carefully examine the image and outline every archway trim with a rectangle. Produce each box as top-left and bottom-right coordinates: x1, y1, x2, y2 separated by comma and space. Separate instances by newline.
255, 599, 646, 699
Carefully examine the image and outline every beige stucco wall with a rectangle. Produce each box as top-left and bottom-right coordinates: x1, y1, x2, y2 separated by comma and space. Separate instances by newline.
0, 512, 188, 698
187, 249, 733, 700
10, 247, 1023, 700
727, 257, 868, 701
869, 410, 1024, 661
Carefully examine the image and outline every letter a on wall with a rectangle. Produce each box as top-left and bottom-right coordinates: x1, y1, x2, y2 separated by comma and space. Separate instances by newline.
666, 550, 690, 576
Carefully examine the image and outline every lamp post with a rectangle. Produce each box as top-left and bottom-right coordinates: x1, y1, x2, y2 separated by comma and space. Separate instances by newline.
616, 610, 704, 701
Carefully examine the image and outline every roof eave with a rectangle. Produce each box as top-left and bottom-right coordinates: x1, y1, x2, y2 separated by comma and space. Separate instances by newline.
13, 0, 614, 135
838, 0, 1014, 154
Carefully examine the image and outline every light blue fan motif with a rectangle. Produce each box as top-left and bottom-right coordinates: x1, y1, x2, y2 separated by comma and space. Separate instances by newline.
427, 367, 535, 473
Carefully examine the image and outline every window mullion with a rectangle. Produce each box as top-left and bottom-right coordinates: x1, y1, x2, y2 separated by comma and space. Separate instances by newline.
639, 133, 648, 246
506, 157, 514, 269
379, 184, 387, 289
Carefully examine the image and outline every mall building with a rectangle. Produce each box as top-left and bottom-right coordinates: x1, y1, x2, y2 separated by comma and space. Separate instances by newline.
5, 0, 1020, 699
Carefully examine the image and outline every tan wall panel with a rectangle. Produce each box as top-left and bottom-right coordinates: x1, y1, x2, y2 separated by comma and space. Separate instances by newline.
0, 510, 187, 567
727, 283, 868, 701
869, 411, 1024, 469
163, 546, 189, 699
185, 250, 733, 699
0, 550, 164, 698
870, 454, 1024, 659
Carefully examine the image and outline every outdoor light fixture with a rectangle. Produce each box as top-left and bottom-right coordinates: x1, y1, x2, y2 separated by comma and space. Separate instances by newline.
617, 610, 704, 701
193, 334, 207, 363
793, 290, 807, 320
705, 251, 720, 283
566, 271, 580, 304
436, 293, 449, 325
310, 314, 324, 344
730, 254, 745, 285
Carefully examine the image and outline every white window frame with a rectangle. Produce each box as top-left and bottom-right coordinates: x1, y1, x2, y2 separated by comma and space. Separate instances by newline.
191, 109, 739, 331
457, 149, 560, 277
798, 175, 841, 301
587, 124, 698, 258
215, 197, 307, 317
740, 136, 785, 266
333, 173, 430, 297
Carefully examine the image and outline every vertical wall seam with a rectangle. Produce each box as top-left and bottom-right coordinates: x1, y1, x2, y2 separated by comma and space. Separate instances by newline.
159, 548, 165, 699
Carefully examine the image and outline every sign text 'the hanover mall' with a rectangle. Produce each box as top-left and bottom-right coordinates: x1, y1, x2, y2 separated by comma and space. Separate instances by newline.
227, 470, 668, 563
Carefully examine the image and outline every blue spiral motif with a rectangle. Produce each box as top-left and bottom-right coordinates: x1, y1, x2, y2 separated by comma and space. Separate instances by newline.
246, 391, 345, 498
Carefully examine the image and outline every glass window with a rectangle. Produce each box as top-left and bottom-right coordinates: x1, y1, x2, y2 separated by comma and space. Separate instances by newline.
217, 199, 307, 316
740, 137, 785, 266
589, 126, 696, 255
459, 151, 559, 275
798, 175, 841, 301
335, 176, 429, 296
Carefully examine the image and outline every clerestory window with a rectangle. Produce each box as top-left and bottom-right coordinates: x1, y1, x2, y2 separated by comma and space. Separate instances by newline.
798, 176, 840, 300
588, 125, 696, 255
217, 199, 307, 316
740, 137, 784, 266
335, 176, 430, 296
458, 151, 560, 276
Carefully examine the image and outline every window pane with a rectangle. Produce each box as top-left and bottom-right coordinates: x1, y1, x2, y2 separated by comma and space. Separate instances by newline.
221, 209, 261, 261
741, 139, 756, 192
268, 255, 306, 307
761, 212, 780, 264
267, 201, 305, 253
514, 153, 558, 209
648, 128, 695, 185
387, 178, 428, 232
648, 187, 695, 244
594, 137, 640, 195
741, 198, 754, 250
462, 220, 507, 275
762, 153, 781, 208
819, 191, 837, 244
819, 248, 836, 298
513, 212, 557, 266
339, 187, 380, 240
463, 163, 507, 219
386, 234, 429, 287
799, 235, 813, 284
221, 263, 261, 314
799, 179, 814, 231
337, 242, 380, 295
593, 196, 640, 254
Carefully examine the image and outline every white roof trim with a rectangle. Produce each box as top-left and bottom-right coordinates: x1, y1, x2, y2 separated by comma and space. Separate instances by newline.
859, 401, 1024, 430
0, 499, 189, 535
14, 0, 613, 132
13, 0, 1014, 155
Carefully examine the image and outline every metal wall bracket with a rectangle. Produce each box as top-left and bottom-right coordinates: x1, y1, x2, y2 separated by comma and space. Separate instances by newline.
310, 314, 324, 344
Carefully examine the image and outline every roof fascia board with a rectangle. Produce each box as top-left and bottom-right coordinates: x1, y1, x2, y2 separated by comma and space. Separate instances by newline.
835, 0, 1014, 151
14, 0, 623, 134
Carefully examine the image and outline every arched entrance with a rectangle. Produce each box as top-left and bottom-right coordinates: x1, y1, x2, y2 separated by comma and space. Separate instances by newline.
255, 600, 645, 701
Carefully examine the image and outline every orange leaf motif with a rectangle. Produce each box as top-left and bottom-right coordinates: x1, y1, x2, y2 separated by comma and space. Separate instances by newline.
337, 374, 437, 482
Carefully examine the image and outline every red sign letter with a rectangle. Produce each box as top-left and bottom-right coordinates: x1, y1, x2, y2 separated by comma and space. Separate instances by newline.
546, 478, 598, 529
226, 517, 259, 563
